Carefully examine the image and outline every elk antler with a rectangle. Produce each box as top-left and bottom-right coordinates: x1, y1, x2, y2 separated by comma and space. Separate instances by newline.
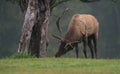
53, 8, 70, 41
64, 41, 80, 49
52, 34, 63, 41
56, 8, 70, 36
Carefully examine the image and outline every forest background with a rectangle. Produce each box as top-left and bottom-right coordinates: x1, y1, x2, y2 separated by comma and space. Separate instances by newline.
0, 0, 120, 59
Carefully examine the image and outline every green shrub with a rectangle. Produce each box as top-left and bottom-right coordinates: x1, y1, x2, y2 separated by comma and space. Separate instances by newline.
9, 52, 35, 59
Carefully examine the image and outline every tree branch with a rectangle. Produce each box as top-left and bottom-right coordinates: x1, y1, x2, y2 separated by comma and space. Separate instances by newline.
50, 0, 71, 11
19, 0, 29, 14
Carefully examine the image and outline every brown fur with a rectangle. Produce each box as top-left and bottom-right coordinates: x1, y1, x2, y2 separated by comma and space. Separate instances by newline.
55, 14, 99, 58
65, 14, 99, 43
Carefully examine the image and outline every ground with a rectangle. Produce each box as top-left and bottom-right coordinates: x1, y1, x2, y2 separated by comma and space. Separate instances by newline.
0, 58, 120, 74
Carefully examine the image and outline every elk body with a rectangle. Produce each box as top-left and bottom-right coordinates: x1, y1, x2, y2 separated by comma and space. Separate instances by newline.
53, 9, 99, 58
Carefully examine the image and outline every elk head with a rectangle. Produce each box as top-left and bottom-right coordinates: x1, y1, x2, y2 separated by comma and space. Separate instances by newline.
53, 8, 75, 57
53, 34, 76, 57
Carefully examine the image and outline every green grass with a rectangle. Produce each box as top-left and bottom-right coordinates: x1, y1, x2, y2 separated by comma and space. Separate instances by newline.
0, 58, 120, 74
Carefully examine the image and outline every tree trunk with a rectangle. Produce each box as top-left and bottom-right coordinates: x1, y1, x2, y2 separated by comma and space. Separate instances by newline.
18, 0, 50, 57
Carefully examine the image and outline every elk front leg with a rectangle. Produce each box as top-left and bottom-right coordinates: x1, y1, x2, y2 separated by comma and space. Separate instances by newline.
75, 44, 79, 58
83, 37, 88, 58
88, 39, 94, 59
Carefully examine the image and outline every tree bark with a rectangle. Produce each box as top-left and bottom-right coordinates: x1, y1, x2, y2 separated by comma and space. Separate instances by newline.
18, 0, 50, 57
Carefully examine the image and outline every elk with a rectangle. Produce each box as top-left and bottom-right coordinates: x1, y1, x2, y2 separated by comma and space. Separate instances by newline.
53, 8, 99, 58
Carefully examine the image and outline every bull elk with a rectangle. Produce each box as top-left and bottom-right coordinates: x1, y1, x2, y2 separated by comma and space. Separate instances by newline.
53, 8, 99, 58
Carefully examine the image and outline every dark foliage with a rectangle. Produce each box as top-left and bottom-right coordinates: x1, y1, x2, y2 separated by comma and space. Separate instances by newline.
80, 0, 100, 3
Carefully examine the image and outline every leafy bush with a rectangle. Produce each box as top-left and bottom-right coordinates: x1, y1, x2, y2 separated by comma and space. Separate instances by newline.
9, 52, 35, 59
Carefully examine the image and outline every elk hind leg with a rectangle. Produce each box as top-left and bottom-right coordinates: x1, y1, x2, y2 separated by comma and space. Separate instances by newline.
93, 33, 98, 59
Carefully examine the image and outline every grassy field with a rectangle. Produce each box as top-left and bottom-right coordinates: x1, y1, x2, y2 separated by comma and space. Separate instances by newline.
0, 58, 120, 74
